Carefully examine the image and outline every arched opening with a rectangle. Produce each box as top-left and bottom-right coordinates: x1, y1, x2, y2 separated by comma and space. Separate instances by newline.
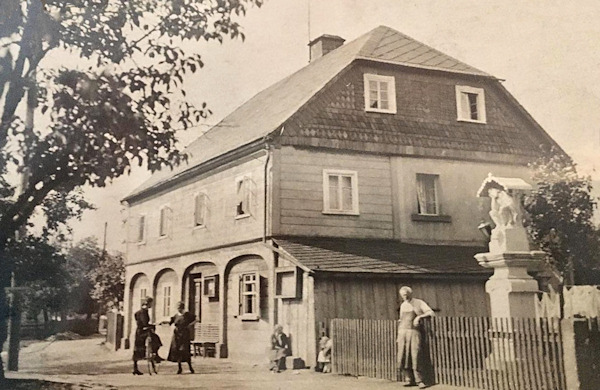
153, 268, 177, 323
223, 254, 270, 361
128, 273, 150, 343
182, 261, 218, 323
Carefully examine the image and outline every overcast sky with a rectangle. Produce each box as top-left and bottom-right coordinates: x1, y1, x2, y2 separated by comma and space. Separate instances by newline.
66, 0, 600, 251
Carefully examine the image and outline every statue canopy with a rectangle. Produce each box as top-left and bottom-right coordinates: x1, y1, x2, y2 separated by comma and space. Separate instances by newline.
476, 173, 532, 198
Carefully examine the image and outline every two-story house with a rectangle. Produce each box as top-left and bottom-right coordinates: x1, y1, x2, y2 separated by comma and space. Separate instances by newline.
121, 26, 561, 366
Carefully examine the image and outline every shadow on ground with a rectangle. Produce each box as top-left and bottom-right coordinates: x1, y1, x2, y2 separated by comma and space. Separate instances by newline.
1, 378, 84, 389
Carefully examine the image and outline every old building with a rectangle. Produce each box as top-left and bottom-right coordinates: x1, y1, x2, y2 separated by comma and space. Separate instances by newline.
121, 26, 560, 366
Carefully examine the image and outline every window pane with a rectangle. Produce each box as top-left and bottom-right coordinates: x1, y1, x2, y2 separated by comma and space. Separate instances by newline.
460, 92, 470, 119
467, 93, 479, 120
417, 174, 438, 215
195, 194, 205, 225
245, 295, 254, 314
328, 175, 339, 209
380, 85, 389, 109
342, 176, 353, 210
369, 90, 379, 108
159, 209, 167, 236
138, 216, 145, 241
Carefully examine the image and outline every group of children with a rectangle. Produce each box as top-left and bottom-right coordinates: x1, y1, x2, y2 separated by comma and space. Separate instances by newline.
268, 324, 333, 373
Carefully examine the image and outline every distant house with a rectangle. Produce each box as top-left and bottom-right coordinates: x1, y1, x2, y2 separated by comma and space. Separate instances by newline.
121, 26, 561, 366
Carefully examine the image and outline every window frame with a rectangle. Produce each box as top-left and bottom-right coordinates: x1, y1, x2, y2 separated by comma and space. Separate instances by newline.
158, 205, 172, 238
162, 284, 172, 319
239, 272, 260, 320
363, 73, 397, 114
193, 191, 208, 228
136, 214, 146, 244
322, 169, 360, 215
455, 85, 486, 123
235, 176, 252, 219
416, 173, 440, 216
139, 288, 147, 309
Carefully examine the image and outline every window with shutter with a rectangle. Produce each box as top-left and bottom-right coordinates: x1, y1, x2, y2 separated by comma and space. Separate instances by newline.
239, 272, 260, 320
235, 177, 253, 218
137, 215, 146, 242
159, 206, 171, 237
194, 192, 207, 227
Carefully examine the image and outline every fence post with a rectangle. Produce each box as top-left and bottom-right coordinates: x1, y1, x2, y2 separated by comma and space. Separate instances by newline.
561, 318, 580, 390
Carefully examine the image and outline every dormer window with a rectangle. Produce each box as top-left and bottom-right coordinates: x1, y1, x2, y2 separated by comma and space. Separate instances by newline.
456, 85, 486, 123
364, 74, 396, 114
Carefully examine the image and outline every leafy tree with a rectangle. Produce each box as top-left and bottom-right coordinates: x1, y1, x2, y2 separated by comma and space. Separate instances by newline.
8, 235, 70, 324
0, 0, 263, 378
64, 237, 102, 317
89, 251, 125, 312
524, 148, 600, 285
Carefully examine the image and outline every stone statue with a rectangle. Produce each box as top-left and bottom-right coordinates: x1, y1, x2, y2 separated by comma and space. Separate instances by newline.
488, 187, 521, 228
477, 174, 532, 253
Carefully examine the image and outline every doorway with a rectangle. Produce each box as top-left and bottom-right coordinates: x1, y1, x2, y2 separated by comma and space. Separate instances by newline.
189, 274, 202, 322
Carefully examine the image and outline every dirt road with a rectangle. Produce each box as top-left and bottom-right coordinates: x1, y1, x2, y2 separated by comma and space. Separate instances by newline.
5, 336, 468, 389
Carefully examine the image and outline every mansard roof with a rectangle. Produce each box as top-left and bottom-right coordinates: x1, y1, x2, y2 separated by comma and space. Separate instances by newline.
124, 26, 547, 202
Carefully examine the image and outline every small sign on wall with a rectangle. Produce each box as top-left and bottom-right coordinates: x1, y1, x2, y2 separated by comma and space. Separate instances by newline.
203, 275, 219, 299
275, 266, 303, 299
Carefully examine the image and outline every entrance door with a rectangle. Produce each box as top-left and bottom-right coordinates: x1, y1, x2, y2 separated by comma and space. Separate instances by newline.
189, 274, 202, 322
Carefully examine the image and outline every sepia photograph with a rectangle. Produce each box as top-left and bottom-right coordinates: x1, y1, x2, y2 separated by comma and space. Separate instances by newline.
1, 1, 599, 389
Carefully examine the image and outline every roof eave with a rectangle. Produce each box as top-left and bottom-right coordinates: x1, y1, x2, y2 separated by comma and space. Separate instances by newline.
355, 56, 497, 79
122, 137, 270, 204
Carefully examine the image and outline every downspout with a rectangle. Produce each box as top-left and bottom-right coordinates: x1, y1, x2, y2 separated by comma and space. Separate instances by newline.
263, 137, 272, 243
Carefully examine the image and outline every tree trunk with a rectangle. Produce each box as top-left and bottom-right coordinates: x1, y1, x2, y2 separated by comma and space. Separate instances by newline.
0, 252, 9, 382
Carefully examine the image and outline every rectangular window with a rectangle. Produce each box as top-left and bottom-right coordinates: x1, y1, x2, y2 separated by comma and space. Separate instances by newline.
240, 273, 259, 318
235, 177, 252, 217
416, 174, 439, 215
140, 288, 147, 309
159, 206, 171, 237
137, 215, 145, 242
456, 85, 486, 123
194, 192, 207, 227
162, 285, 171, 317
323, 170, 359, 214
364, 74, 396, 113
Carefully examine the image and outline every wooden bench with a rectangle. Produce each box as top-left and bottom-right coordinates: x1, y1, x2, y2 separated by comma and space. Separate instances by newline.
191, 323, 219, 357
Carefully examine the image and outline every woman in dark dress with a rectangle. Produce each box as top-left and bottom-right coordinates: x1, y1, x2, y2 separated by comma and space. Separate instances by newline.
167, 301, 196, 374
132, 297, 163, 375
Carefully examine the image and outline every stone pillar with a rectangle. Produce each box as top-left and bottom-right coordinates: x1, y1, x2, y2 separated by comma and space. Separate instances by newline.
475, 252, 545, 319
475, 174, 545, 369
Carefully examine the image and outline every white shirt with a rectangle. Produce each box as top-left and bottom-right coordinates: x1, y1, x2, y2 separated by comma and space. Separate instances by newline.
400, 298, 434, 317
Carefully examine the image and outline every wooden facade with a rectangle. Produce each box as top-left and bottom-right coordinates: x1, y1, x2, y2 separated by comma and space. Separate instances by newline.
313, 275, 491, 335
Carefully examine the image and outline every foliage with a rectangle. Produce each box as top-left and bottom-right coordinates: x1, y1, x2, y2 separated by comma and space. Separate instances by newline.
0, 0, 263, 378
7, 236, 70, 321
524, 147, 600, 284
88, 251, 125, 312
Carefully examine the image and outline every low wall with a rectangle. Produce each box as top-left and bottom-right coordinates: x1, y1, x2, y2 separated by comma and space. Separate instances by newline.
20, 319, 98, 339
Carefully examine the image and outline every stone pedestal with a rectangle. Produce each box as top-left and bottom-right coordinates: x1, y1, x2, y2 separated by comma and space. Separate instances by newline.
476, 251, 545, 318
476, 251, 545, 369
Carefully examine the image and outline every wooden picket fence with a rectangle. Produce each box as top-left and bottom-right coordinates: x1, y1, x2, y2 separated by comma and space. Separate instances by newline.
331, 317, 566, 390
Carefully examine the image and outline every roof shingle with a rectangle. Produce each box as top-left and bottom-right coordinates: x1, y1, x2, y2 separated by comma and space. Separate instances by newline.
274, 237, 489, 275
124, 26, 493, 201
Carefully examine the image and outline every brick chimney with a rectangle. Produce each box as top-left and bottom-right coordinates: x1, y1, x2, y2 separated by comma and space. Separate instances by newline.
308, 34, 345, 62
